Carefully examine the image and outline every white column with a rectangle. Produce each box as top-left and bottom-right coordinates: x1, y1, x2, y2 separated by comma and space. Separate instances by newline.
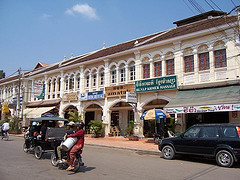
60, 71, 64, 98
80, 66, 85, 94
44, 75, 48, 100
125, 65, 129, 84
208, 46, 215, 82
89, 73, 92, 91
149, 58, 154, 78
134, 51, 141, 80
116, 67, 119, 85
193, 48, 199, 83
104, 59, 110, 87
161, 55, 166, 76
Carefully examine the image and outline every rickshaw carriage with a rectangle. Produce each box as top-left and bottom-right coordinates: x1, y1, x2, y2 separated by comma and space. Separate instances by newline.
23, 117, 69, 159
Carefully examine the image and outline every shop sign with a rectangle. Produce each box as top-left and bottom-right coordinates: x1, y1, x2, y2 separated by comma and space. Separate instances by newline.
165, 103, 240, 114
63, 92, 78, 102
105, 84, 134, 98
34, 82, 45, 99
79, 91, 104, 101
135, 76, 177, 93
126, 91, 137, 103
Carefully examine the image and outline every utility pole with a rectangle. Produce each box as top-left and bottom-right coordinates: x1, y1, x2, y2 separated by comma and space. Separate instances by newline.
17, 67, 21, 119
237, 6, 240, 43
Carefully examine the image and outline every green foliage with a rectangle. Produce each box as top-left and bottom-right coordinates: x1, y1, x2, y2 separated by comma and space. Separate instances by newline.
68, 111, 81, 122
9, 116, 21, 131
89, 120, 104, 137
125, 120, 134, 136
0, 70, 5, 79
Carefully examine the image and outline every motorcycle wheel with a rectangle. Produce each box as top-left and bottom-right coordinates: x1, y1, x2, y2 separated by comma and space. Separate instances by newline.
51, 153, 58, 167
154, 137, 161, 144
73, 156, 83, 172
34, 145, 43, 159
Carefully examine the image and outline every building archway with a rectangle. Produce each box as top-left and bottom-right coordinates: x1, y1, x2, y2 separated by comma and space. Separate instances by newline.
109, 101, 133, 136
83, 103, 103, 134
141, 98, 169, 137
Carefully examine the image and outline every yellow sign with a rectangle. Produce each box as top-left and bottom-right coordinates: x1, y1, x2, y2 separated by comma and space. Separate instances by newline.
62, 92, 78, 102
2, 104, 9, 113
105, 84, 134, 98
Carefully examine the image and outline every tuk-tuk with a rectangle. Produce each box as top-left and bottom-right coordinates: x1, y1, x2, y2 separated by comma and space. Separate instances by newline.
23, 117, 69, 159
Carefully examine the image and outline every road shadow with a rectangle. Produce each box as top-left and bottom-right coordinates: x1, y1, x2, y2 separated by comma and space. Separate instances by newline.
67, 166, 96, 175
160, 155, 240, 168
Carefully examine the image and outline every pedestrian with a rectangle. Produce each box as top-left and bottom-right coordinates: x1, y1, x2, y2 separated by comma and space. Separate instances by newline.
65, 122, 85, 171
1, 121, 10, 137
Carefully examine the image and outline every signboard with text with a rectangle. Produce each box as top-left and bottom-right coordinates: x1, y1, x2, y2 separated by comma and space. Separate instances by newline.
79, 91, 104, 101
135, 76, 177, 93
105, 84, 134, 98
165, 103, 240, 114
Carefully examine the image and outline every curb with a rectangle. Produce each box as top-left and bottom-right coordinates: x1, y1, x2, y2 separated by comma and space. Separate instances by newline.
85, 142, 160, 155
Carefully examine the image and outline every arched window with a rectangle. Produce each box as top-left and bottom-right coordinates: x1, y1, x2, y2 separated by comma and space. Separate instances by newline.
166, 52, 174, 75
153, 54, 162, 77
213, 41, 226, 68
86, 73, 90, 88
52, 79, 56, 92
183, 48, 194, 73
57, 78, 61, 91
100, 69, 104, 86
198, 44, 209, 71
119, 64, 125, 82
65, 77, 69, 90
111, 66, 116, 83
129, 62, 135, 81
69, 75, 74, 90
76, 74, 80, 89
48, 80, 51, 93
142, 57, 150, 79
92, 71, 97, 87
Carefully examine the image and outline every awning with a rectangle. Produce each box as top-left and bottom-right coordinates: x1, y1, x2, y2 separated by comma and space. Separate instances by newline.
23, 107, 55, 119
164, 85, 240, 114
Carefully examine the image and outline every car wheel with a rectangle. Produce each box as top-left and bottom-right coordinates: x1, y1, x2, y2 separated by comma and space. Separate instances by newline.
216, 150, 234, 168
162, 145, 175, 160
34, 146, 43, 159
51, 153, 58, 167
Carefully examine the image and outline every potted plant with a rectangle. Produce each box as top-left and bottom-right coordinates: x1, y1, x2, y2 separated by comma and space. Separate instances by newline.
88, 120, 104, 138
9, 116, 22, 134
125, 120, 139, 141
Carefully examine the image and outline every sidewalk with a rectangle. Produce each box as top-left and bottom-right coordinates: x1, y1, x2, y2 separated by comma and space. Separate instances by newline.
13, 133, 160, 154
85, 135, 160, 154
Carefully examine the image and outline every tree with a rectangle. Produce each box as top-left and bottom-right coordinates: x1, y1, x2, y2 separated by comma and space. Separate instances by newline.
0, 70, 5, 79
68, 110, 83, 122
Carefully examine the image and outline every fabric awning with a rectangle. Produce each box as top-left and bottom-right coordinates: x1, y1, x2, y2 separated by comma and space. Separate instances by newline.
23, 107, 55, 119
164, 85, 240, 113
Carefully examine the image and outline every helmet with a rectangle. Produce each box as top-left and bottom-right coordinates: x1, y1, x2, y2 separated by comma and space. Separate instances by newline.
32, 122, 37, 126
67, 121, 75, 126
77, 122, 85, 130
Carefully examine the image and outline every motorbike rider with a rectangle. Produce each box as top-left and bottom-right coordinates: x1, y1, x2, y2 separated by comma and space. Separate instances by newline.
65, 122, 85, 171
56, 121, 75, 164
1, 121, 10, 137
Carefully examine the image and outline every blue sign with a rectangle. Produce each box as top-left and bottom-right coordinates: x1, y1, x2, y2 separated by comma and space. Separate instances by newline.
80, 91, 104, 101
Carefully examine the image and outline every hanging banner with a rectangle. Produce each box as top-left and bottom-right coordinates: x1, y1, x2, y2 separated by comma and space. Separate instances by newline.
34, 81, 45, 99
165, 103, 240, 114
135, 75, 177, 93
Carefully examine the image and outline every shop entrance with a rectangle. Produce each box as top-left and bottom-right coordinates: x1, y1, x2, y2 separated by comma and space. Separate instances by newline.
111, 111, 119, 126
186, 112, 229, 128
85, 111, 95, 134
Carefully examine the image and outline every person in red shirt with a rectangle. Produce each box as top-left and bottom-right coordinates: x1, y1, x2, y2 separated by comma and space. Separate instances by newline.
66, 122, 85, 171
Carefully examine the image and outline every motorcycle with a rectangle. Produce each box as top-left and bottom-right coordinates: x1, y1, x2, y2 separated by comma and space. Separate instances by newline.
51, 148, 84, 172
1, 131, 9, 141
153, 130, 175, 144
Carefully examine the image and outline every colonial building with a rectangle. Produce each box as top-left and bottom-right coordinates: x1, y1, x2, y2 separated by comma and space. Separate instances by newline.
1, 11, 240, 137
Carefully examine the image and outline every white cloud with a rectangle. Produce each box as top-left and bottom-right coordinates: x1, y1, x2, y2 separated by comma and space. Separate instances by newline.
41, 13, 52, 19
65, 4, 99, 20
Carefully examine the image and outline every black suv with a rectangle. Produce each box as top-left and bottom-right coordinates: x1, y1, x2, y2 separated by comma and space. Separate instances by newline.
159, 123, 240, 167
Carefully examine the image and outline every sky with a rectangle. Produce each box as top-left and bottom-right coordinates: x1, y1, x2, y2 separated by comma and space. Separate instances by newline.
0, 0, 239, 77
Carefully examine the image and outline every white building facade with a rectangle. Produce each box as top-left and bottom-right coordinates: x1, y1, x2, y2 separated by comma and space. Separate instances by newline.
1, 11, 240, 137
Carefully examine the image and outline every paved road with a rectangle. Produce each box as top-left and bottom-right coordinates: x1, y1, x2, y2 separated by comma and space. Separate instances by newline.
0, 136, 240, 180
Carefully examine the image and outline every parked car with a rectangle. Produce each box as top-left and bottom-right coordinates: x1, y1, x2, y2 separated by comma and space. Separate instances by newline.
159, 123, 240, 167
